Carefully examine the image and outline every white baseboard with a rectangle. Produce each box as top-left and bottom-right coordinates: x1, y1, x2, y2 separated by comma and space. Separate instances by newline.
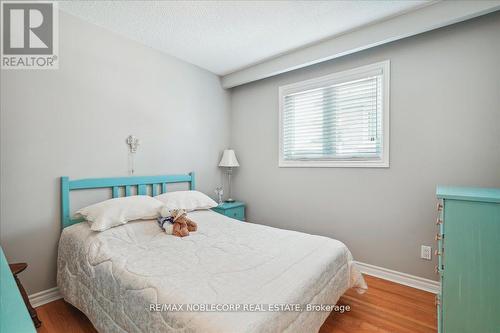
355, 261, 441, 294
28, 263, 440, 307
29, 287, 62, 308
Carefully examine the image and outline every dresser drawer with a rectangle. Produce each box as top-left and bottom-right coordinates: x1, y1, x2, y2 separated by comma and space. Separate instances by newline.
212, 202, 246, 221
436, 293, 442, 333
225, 207, 245, 221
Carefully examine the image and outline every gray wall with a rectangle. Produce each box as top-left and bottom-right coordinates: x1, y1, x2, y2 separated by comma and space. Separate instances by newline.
0, 12, 230, 293
230, 13, 500, 281
1, 9, 499, 295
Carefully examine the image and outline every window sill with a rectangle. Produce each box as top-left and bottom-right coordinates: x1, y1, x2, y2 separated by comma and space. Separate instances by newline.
278, 159, 389, 168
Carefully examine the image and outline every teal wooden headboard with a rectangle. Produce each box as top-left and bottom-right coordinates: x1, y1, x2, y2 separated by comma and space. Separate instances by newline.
60, 172, 195, 229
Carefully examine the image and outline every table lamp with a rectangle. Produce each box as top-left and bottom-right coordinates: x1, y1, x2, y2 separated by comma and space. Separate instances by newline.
219, 149, 239, 202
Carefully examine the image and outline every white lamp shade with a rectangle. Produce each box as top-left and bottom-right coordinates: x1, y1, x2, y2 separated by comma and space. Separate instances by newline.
219, 149, 239, 167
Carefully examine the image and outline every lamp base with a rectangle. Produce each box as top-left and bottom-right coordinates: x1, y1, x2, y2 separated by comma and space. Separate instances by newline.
225, 198, 235, 203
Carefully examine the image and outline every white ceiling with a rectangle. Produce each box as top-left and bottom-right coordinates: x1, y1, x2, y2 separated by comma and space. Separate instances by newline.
59, 0, 432, 76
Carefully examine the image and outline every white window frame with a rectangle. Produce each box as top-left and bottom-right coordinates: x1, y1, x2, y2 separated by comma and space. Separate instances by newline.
278, 60, 390, 168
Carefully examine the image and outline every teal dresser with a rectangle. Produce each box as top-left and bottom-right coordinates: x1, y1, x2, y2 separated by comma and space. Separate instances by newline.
212, 201, 246, 221
0, 247, 37, 333
436, 186, 500, 333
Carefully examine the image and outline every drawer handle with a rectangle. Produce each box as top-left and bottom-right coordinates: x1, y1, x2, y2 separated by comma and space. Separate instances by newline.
436, 202, 443, 211
436, 218, 443, 225
435, 234, 442, 241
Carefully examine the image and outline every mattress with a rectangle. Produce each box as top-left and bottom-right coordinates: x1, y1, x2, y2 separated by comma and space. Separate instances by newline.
57, 210, 367, 333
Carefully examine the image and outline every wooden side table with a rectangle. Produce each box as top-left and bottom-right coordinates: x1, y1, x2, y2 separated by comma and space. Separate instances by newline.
9, 263, 42, 328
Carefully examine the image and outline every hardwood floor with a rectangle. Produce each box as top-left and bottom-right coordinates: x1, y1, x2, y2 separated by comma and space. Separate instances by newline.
36, 299, 97, 333
319, 275, 437, 333
35, 275, 436, 333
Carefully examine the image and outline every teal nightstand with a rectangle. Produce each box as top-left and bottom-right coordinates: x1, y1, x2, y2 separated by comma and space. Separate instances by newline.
212, 201, 245, 221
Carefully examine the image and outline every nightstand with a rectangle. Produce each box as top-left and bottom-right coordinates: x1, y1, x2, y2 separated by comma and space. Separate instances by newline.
212, 201, 245, 221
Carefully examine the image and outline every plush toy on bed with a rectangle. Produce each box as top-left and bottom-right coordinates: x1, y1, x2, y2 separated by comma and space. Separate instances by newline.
157, 207, 197, 237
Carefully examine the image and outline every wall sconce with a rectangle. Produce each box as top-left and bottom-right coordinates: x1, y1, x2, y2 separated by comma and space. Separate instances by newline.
126, 135, 140, 175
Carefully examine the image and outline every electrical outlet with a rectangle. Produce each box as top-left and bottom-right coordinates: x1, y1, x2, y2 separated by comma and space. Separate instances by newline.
421, 245, 432, 260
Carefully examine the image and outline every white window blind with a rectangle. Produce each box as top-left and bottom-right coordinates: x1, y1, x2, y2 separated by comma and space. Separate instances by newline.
279, 61, 389, 167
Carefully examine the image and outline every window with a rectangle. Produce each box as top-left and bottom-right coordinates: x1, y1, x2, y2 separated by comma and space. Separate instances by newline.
279, 61, 390, 168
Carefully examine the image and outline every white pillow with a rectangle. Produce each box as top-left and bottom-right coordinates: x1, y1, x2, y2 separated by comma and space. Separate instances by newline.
75, 195, 163, 231
154, 190, 217, 211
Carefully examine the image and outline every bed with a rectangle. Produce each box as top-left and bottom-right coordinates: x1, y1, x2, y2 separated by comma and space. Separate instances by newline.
57, 173, 367, 333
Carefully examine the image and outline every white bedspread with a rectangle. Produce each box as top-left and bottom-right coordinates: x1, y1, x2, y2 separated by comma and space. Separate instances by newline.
57, 210, 366, 333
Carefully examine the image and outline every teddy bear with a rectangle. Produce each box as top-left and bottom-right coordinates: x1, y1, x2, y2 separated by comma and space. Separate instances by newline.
157, 207, 197, 237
